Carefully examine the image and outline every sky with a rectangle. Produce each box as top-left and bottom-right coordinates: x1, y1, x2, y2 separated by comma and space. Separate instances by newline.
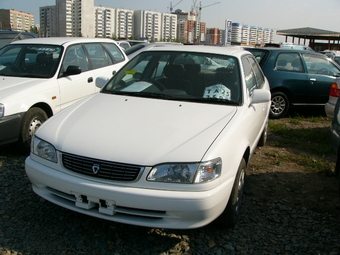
2, 0, 340, 42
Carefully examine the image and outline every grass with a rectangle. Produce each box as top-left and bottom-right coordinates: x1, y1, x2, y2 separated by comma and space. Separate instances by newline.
267, 115, 335, 175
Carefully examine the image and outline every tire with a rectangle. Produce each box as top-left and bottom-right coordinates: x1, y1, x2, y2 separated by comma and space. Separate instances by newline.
270, 92, 289, 119
217, 158, 246, 228
19, 107, 48, 153
258, 119, 268, 147
336, 148, 340, 195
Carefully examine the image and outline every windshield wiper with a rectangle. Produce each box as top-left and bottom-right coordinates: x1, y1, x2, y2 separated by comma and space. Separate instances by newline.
105, 91, 175, 99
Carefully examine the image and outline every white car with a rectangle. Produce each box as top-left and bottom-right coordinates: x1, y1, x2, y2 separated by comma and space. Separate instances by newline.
325, 77, 340, 118
125, 42, 182, 60
0, 37, 128, 151
25, 45, 271, 229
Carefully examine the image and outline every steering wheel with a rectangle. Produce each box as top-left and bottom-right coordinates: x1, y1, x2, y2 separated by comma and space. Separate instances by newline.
316, 68, 329, 75
151, 79, 166, 91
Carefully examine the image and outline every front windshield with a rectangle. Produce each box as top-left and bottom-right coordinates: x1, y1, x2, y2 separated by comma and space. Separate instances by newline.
0, 44, 62, 78
102, 51, 242, 105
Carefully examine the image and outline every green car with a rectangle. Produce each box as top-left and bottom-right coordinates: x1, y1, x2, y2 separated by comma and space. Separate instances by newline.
246, 47, 340, 118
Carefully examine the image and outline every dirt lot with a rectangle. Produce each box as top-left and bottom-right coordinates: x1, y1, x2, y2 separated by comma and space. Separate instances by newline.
247, 111, 340, 216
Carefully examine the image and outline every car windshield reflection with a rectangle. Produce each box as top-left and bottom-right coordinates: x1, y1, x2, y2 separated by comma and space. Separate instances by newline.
0, 44, 62, 78
102, 51, 242, 105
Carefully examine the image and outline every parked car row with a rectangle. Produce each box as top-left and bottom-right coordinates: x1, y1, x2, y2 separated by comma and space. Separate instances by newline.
2, 36, 339, 230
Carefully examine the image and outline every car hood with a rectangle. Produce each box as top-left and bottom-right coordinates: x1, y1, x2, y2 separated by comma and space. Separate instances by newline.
0, 76, 47, 99
37, 93, 237, 165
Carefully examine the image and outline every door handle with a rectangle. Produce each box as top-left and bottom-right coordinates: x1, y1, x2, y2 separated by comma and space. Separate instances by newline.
88, 77, 93, 83
310, 78, 316, 83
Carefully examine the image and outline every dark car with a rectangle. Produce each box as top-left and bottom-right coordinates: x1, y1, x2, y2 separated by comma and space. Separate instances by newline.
245, 47, 340, 118
0, 30, 38, 49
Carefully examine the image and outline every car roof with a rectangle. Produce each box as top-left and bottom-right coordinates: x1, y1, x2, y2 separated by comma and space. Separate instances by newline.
245, 47, 322, 55
9, 37, 118, 46
139, 45, 248, 57
0, 30, 37, 36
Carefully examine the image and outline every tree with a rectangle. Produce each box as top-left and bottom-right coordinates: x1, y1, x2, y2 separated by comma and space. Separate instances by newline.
30, 26, 39, 35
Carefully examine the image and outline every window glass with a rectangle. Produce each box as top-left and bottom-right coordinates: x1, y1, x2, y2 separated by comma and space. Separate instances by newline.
248, 57, 265, 87
62, 44, 89, 72
275, 53, 302, 72
84, 43, 113, 69
0, 44, 62, 78
242, 57, 257, 92
102, 52, 242, 104
102, 43, 126, 63
302, 54, 340, 76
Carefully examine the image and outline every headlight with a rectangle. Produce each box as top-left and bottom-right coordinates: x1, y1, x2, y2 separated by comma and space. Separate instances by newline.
0, 104, 4, 118
147, 157, 221, 184
32, 136, 57, 163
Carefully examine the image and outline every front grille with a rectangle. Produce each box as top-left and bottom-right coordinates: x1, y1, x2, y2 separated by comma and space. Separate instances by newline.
62, 152, 142, 181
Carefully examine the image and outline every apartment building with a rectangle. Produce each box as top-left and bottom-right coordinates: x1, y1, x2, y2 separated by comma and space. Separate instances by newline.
114, 8, 134, 39
133, 10, 174, 42
0, 9, 34, 31
206, 28, 220, 45
230, 22, 274, 46
161, 13, 177, 41
40, 6, 58, 37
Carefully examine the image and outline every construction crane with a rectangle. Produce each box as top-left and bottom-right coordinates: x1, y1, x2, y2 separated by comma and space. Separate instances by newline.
169, 0, 184, 12
195, 1, 220, 43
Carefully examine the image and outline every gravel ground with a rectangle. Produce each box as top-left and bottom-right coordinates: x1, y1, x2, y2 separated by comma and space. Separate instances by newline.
1, 145, 340, 255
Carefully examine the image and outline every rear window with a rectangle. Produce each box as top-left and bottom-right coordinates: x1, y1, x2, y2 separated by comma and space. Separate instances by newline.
245, 48, 268, 65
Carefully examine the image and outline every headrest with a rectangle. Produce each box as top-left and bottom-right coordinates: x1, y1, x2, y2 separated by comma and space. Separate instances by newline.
164, 64, 184, 78
184, 64, 201, 74
36, 53, 48, 65
277, 59, 287, 67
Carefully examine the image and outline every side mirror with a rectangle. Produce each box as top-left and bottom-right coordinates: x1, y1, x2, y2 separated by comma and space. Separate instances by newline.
62, 65, 81, 76
96, 76, 109, 89
250, 89, 271, 104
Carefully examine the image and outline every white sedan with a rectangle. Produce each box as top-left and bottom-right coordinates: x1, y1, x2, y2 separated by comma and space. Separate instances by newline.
25, 45, 271, 229
0, 37, 128, 151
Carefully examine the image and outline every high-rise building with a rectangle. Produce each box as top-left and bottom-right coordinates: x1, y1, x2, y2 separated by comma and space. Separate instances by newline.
206, 28, 220, 45
40, 6, 57, 37
0, 9, 34, 31
229, 22, 274, 46
56, 0, 95, 37
134, 10, 162, 41
114, 8, 134, 39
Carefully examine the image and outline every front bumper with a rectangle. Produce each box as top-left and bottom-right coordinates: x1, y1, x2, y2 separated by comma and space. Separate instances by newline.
0, 112, 24, 146
25, 156, 233, 229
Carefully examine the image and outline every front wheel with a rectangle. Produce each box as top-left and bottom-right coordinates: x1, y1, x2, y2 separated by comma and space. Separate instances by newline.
270, 92, 289, 119
217, 158, 246, 228
258, 119, 268, 147
19, 107, 48, 153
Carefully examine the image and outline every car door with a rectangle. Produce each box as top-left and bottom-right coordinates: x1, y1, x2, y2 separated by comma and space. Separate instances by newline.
57, 43, 96, 111
242, 55, 269, 142
264, 52, 309, 104
302, 53, 340, 104
84, 42, 127, 84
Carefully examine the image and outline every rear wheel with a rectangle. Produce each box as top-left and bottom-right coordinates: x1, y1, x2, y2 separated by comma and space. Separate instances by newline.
270, 92, 289, 119
217, 158, 246, 228
19, 107, 48, 153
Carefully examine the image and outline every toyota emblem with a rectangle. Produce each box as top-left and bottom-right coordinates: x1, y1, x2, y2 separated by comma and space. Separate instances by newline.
92, 164, 100, 174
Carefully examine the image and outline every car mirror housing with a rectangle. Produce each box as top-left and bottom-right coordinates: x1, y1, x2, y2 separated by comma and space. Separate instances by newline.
250, 89, 271, 104
96, 76, 110, 89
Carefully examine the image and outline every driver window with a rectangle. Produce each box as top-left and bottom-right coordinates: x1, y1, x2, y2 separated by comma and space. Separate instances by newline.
303, 54, 338, 75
